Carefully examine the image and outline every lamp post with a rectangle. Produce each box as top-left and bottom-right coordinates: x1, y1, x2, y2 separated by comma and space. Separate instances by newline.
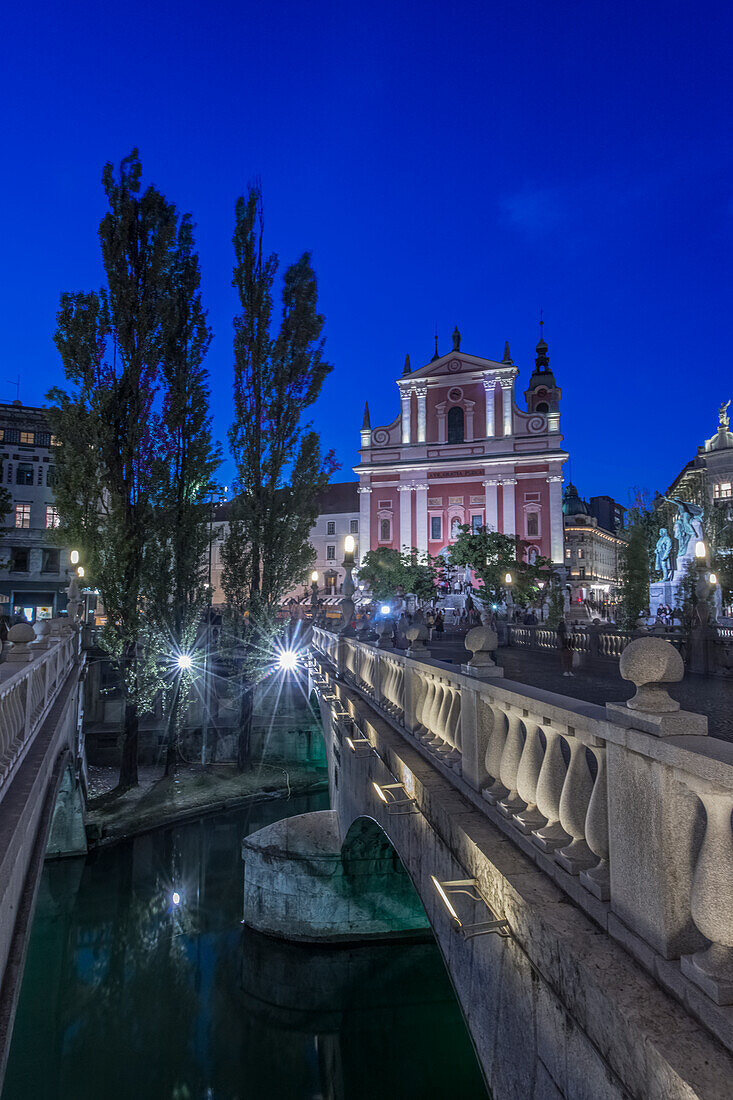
310, 570, 319, 620
504, 571, 513, 621
340, 536, 356, 633
690, 539, 713, 674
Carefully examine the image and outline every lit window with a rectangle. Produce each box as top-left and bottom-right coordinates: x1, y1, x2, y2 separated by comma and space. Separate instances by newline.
714, 482, 732, 500
326, 545, 335, 560
50, 435, 60, 447
430, 515, 442, 541
565, 547, 571, 559
578, 548, 585, 560
19, 431, 34, 445
379, 519, 391, 542
15, 503, 31, 529
327, 521, 335, 535
16, 463, 34, 486
46, 506, 60, 529
350, 519, 358, 533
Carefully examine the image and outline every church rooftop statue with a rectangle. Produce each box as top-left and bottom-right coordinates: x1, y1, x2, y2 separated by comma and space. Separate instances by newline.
452, 325, 461, 351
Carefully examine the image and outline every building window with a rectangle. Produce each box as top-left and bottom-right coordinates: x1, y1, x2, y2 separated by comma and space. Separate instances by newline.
579, 567, 586, 578
447, 406, 465, 444
10, 547, 29, 572
536, 402, 549, 414
19, 431, 34, 445
16, 463, 34, 486
326, 521, 335, 535
430, 515, 442, 541
565, 547, 571, 559
42, 548, 60, 574
15, 503, 31, 529
47, 465, 56, 487
471, 514, 482, 533
714, 482, 732, 500
379, 518, 391, 542
350, 519, 358, 533
36, 432, 50, 446
578, 548, 585, 560
326, 545, 336, 560
526, 512, 539, 537
5, 430, 19, 444
46, 505, 60, 528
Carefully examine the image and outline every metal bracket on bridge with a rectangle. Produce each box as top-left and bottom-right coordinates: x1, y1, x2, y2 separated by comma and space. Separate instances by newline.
372, 781, 419, 815
431, 876, 511, 939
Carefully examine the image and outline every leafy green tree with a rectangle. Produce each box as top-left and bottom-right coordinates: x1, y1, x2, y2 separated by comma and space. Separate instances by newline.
150, 214, 221, 774
221, 185, 336, 768
49, 150, 209, 789
618, 518, 650, 628
448, 525, 550, 608
358, 547, 438, 603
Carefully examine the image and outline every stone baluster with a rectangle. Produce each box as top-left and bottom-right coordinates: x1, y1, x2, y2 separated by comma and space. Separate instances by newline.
680, 776, 733, 1005
423, 678, 441, 745
580, 744, 610, 899
555, 735, 596, 874
483, 705, 509, 803
532, 728, 571, 851
498, 713, 527, 817
514, 719, 547, 833
433, 683, 453, 754
417, 677, 436, 739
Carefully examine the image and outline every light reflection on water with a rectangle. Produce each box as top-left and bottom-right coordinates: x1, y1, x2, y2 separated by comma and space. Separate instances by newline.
3, 792, 488, 1100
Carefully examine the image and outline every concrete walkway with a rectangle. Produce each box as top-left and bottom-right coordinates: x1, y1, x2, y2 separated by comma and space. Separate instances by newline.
427, 636, 733, 744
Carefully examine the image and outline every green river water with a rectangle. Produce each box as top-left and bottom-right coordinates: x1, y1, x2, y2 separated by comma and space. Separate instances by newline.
2, 790, 488, 1100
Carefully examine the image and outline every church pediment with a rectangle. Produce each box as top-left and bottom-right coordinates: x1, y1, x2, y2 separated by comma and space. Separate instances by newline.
405, 352, 511, 382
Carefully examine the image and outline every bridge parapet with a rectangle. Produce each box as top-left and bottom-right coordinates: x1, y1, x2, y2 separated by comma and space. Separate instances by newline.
0, 624, 80, 801
311, 625, 733, 1054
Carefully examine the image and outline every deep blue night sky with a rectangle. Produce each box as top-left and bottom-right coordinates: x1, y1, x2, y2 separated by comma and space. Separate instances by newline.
2, 0, 731, 503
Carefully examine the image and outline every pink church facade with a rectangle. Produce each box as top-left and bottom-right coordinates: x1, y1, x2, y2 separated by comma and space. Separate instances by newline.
355, 328, 568, 566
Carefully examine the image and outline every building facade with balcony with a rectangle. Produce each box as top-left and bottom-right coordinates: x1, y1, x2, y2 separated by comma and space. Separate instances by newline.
0, 401, 72, 621
562, 484, 627, 614
666, 400, 733, 517
355, 327, 568, 565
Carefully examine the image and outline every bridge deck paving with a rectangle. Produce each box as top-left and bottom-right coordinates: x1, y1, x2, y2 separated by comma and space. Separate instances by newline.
427, 640, 733, 743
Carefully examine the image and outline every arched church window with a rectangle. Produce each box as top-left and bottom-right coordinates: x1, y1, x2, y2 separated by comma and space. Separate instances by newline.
447, 405, 465, 444
536, 402, 549, 414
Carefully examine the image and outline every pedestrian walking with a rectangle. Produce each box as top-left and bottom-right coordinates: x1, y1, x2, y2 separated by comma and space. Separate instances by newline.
557, 618, 573, 676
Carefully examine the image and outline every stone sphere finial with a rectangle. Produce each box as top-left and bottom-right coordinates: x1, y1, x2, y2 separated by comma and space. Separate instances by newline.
465, 625, 498, 668
619, 637, 684, 713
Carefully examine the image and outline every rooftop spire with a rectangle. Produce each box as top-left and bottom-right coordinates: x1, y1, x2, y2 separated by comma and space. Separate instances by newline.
362, 401, 371, 430
535, 310, 549, 370
431, 326, 440, 362
452, 325, 461, 351
502, 341, 512, 363
403, 353, 411, 375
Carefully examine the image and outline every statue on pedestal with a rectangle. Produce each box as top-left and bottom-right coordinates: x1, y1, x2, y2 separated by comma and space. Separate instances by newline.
654, 528, 673, 582
664, 497, 704, 561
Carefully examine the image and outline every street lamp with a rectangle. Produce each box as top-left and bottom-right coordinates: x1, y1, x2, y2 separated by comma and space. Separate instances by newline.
310, 570, 319, 619
695, 540, 706, 560
70, 550, 79, 565
340, 535, 356, 632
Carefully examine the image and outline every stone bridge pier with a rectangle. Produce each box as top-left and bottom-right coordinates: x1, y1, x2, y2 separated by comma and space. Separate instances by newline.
244, 628, 733, 1100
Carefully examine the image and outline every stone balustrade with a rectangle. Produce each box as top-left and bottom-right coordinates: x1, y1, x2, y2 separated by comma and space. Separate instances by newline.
0, 622, 80, 801
311, 625, 733, 1051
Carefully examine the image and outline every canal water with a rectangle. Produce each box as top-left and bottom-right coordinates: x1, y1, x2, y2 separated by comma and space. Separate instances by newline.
3, 791, 489, 1100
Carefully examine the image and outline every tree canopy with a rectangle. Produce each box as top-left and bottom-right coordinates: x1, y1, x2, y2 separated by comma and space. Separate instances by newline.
447, 525, 551, 607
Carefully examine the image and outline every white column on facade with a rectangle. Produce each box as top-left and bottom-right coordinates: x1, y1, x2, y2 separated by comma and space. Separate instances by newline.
483, 478, 499, 531
435, 402, 447, 443
358, 486, 372, 555
464, 400, 475, 441
400, 389, 411, 444
547, 474, 564, 563
501, 379, 513, 436
502, 477, 517, 536
398, 484, 413, 550
483, 378, 495, 437
415, 385, 427, 443
415, 482, 429, 553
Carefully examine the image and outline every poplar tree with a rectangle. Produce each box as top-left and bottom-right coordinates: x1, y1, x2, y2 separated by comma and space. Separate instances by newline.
49, 151, 216, 789
152, 214, 221, 773
222, 185, 336, 767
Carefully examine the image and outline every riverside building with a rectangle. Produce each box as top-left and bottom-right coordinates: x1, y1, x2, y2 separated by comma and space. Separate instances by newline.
0, 401, 72, 621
